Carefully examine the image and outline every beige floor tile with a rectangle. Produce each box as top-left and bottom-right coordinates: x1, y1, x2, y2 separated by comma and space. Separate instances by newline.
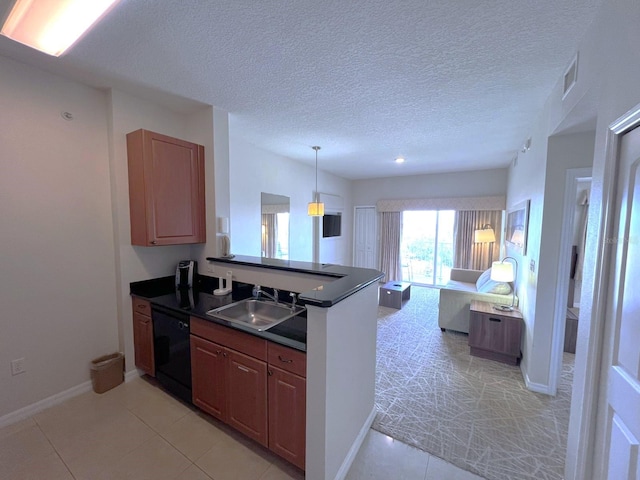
258, 459, 305, 480
56, 413, 157, 480
196, 434, 272, 480
0, 416, 36, 441
97, 435, 191, 480
426, 456, 486, 480
34, 389, 127, 443
0, 424, 56, 476
128, 387, 192, 434
161, 411, 230, 462
345, 430, 429, 480
179, 464, 214, 480
2, 451, 74, 480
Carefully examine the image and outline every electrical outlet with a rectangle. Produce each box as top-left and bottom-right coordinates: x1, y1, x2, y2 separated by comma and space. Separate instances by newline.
11, 358, 26, 376
205, 263, 215, 274
530, 259, 536, 273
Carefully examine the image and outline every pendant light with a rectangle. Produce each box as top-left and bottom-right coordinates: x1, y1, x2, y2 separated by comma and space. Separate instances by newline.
308, 146, 325, 216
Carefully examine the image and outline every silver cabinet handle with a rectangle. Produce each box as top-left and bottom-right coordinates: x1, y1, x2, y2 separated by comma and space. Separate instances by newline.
237, 365, 249, 373
151, 240, 157, 244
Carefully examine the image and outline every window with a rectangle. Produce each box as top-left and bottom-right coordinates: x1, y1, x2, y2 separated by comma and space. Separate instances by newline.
401, 210, 455, 285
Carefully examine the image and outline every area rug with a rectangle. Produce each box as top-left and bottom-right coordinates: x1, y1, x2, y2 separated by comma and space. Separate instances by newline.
372, 286, 574, 480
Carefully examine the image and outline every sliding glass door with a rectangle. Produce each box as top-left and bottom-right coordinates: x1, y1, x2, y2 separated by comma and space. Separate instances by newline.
401, 210, 455, 285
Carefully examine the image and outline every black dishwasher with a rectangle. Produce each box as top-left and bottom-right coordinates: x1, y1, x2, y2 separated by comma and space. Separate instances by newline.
152, 304, 192, 403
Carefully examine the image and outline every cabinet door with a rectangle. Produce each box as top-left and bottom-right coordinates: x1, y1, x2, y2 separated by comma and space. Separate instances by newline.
268, 366, 306, 470
190, 336, 226, 421
133, 311, 155, 376
469, 311, 520, 356
226, 350, 268, 447
127, 129, 206, 246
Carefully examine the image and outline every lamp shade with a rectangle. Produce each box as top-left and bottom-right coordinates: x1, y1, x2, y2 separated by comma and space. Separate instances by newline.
474, 227, 496, 243
491, 261, 514, 282
510, 228, 525, 247
307, 201, 325, 216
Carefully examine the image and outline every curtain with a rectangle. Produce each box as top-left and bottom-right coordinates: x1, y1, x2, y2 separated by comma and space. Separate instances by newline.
453, 210, 503, 270
261, 213, 276, 258
379, 211, 402, 282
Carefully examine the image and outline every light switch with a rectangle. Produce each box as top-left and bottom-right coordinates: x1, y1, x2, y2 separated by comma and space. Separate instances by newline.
530, 259, 535, 273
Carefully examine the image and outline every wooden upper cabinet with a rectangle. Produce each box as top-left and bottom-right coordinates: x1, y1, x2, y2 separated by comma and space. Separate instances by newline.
127, 129, 206, 246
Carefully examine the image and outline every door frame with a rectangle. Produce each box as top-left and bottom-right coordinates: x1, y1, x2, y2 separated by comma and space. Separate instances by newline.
549, 167, 591, 395
565, 104, 640, 480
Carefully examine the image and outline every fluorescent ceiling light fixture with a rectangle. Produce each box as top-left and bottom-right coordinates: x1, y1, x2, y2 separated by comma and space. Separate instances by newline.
1, 0, 120, 56
395, 157, 405, 164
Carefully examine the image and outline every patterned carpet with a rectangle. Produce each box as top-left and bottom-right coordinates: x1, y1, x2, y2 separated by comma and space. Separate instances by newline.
372, 286, 574, 480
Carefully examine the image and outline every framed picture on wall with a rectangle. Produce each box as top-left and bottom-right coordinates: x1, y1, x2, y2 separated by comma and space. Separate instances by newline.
505, 200, 530, 255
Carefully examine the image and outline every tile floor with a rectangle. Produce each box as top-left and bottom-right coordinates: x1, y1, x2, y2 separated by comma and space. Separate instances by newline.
0, 376, 484, 480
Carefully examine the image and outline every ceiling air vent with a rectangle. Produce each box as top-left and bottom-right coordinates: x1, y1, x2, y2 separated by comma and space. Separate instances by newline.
563, 53, 578, 99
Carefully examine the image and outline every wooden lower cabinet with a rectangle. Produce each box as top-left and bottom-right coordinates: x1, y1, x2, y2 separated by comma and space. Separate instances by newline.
268, 366, 306, 470
191, 336, 226, 420
132, 298, 154, 376
190, 318, 306, 470
227, 350, 268, 446
190, 335, 268, 447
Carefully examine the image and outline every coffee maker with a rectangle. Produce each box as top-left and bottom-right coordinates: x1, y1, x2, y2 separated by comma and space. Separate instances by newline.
175, 260, 197, 289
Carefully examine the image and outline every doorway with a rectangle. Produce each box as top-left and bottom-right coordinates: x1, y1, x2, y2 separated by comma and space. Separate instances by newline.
550, 168, 591, 394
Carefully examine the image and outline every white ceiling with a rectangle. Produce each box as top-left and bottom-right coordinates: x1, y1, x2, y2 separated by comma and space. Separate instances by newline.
0, 0, 603, 180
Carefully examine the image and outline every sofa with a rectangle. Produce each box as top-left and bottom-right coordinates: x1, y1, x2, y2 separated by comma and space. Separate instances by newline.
438, 268, 517, 333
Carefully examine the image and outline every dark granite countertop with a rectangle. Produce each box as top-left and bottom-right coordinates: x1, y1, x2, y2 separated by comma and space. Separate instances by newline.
206, 255, 384, 307
130, 276, 306, 351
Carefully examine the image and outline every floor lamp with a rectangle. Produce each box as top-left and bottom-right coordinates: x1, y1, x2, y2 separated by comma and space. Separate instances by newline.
474, 224, 496, 267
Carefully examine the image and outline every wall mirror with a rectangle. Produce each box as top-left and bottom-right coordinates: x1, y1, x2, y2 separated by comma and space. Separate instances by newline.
261, 192, 290, 260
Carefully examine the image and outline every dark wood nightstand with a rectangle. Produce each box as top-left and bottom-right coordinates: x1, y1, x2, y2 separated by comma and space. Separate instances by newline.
469, 300, 523, 365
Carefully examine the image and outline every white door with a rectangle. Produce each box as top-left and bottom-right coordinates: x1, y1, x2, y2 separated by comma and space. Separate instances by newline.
595, 124, 640, 479
354, 207, 377, 268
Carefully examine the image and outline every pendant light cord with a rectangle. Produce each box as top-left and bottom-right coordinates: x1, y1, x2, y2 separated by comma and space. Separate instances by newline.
313, 146, 320, 202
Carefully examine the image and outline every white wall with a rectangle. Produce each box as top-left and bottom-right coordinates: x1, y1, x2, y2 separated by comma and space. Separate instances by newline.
352, 168, 508, 206
513, 131, 595, 391
228, 136, 353, 265
107, 90, 222, 372
0, 56, 119, 418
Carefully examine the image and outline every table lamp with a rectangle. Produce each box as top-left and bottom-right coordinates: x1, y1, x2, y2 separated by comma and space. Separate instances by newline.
490, 257, 518, 311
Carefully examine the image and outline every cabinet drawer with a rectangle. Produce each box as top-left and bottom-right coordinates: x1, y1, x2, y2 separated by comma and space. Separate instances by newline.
191, 317, 267, 361
132, 297, 151, 316
268, 342, 306, 378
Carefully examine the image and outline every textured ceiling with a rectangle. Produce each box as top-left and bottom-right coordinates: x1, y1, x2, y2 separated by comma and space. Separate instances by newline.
0, 0, 603, 179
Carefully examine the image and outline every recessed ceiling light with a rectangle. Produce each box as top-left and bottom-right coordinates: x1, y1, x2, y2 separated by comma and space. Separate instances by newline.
1, 0, 121, 57
395, 157, 405, 164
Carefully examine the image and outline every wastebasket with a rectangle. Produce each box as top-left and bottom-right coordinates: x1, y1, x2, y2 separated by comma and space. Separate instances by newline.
90, 352, 124, 394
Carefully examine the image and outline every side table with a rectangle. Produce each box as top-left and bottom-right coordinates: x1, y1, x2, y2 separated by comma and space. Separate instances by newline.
468, 300, 523, 365
379, 281, 411, 309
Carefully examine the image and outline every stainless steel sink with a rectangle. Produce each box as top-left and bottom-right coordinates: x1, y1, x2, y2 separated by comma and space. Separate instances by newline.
206, 298, 306, 331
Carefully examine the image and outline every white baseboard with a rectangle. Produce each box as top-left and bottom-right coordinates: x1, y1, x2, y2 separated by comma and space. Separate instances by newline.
125, 369, 142, 382
0, 370, 142, 430
334, 406, 376, 480
523, 370, 554, 395
0, 379, 93, 429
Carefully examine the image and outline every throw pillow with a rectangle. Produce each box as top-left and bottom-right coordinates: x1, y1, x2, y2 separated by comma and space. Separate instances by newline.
475, 268, 493, 290
477, 279, 512, 295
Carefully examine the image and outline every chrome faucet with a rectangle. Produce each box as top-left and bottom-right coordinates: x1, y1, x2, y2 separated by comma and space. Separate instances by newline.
252, 285, 279, 304
289, 292, 298, 309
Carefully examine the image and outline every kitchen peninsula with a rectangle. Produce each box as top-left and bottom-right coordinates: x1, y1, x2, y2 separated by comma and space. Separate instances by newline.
206, 256, 383, 480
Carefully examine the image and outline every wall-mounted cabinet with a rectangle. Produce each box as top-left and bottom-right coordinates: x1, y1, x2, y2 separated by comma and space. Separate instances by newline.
126, 129, 206, 246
